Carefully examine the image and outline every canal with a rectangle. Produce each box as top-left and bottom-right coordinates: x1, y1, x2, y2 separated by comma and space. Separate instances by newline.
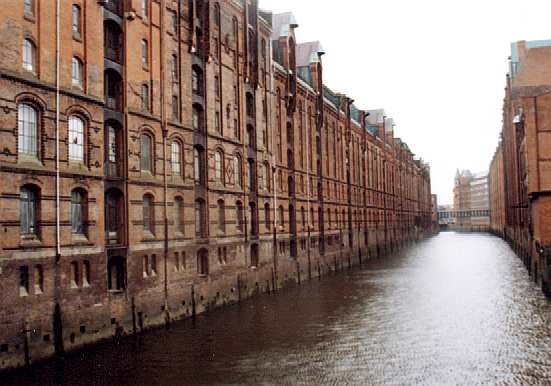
3, 232, 551, 385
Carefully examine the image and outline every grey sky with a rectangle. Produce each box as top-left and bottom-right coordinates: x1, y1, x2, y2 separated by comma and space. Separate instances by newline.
260, 0, 551, 205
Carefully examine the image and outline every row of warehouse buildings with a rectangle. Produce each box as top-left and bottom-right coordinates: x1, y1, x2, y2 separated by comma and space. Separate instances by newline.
489, 39, 551, 297
0, 0, 433, 370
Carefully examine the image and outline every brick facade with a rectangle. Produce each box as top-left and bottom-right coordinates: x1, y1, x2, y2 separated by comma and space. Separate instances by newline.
0, 0, 432, 370
489, 40, 551, 297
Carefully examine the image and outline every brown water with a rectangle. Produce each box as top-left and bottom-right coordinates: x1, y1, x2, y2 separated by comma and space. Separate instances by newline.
3, 232, 551, 385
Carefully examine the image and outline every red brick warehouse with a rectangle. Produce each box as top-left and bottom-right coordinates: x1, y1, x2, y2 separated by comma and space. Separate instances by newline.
0, 0, 433, 370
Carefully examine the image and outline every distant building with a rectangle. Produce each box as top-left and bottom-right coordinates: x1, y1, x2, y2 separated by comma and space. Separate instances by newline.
452, 170, 490, 230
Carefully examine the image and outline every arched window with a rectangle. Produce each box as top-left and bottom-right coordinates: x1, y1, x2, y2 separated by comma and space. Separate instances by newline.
19, 266, 29, 296
214, 150, 223, 183
197, 249, 209, 275
68, 116, 85, 162
217, 199, 225, 233
72, 57, 83, 87
20, 185, 39, 236
140, 133, 153, 173
18, 103, 38, 158
234, 154, 242, 187
141, 83, 150, 111
23, 38, 36, 73
143, 194, 155, 234
171, 141, 182, 176
72, 5, 82, 38
195, 199, 206, 237
174, 196, 184, 235
214, 3, 221, 27
71, 188, 87, 235
236, 201, 244, 231
194, 146, 204, 185
264, 203, 271, 230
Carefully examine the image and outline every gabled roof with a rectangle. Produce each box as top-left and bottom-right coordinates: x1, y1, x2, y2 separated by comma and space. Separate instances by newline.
271, 12, 298, 40
366, 109, 385, 125
296, 41, 325, 67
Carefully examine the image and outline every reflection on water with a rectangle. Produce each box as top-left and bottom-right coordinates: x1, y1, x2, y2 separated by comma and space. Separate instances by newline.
4, 233, 551, 385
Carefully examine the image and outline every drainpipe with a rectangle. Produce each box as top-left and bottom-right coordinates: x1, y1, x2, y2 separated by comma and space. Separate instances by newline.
305, 86, 312, 280
160, 0, 170, 319
269, 39, 278, 287
55, 0, 61, 261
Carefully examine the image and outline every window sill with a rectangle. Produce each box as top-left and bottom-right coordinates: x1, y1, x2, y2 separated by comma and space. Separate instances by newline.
20, 235, 41, 248
71, 233, 89, 245
73, 34, 82, 43
24, 13, 36, 23
142, 231, 156, 241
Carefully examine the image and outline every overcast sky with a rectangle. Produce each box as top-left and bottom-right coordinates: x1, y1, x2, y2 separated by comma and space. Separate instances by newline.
261, 0, 551, 205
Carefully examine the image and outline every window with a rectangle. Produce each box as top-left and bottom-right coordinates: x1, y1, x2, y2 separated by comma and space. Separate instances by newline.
234, 118, 240, 140
18, 103, 38, 158
171, 141, 182, 176
234, 155, 242, 187
192, 66, 202, 95
214, 3, 221, 27
141, 84, 150, 111
195, 199, 206, 237
72, 5, 81, 38
23, 39, 36, 73
151, 254, 157, 276
143, 255, 149, 277
174, 197, 184, 234
83, 260, 91, 287
72, 57, 83, 88
106, 124, 119, 176
248, 159, 255, 191
108, 256, 125, 291
193, 146, 204, 184
264, 163, 271, 191
34, 265, 44, 294
70, 261, 79, 288
140, 133, 153, 172
264, 203, 271, 230
170, 10, 177, 34
236, 201, 244, 231
141, 0, 148, 18
141, 40, 148, 68
217, 199, 225, 233
105, 189, 123, 245
278, 205, 285, 229
172, 95, 179, 120
215, 75, 220, 98
197, 249, 208, 276
68, 116, 84, 162
171, 54, 178, 81
214, 150, 223, 183
215, 111, 221, 133
192, 105, 202, 131
20, 266, 29, 297
20, 186, 39, 236
143, 194, 154, 233
24, 0, 33, 16
71, 189, 87, 235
